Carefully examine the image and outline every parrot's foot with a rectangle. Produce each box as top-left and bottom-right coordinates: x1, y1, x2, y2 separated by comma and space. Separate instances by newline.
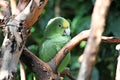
61, 67, 70, 74
61, 67, 76, 80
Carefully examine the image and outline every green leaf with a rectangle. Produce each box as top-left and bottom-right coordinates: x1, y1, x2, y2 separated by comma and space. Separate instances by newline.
28, 45, 39, 54
79, 41, 87, 48
71, 16, 91, 34
31, 27, 36, 33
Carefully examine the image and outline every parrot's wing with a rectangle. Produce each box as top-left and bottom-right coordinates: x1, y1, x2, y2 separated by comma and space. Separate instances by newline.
51, 36, 71, 73
39, 40, 58, 62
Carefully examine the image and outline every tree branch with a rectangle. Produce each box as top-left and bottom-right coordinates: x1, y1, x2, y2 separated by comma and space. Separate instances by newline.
0, 0, 48, 79
15, 0, 48, 28
55, 0, 62, 17
14, 0, 29, 17
0, 0, 10, 25
21, 48, 62, 80
0, 0, 10, 17
77, 0, 112, 80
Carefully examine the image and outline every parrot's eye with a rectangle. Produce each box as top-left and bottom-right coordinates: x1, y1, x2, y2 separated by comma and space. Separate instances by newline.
58, 24, 62, 28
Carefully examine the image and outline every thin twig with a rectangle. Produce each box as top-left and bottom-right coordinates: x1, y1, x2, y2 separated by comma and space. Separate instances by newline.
77, 0, 112, 80
115, 44, 120, 80
116, 55, 120, 80
55, 0, 62, 17
0, 13, 4, 20
20, 61, 26, 80
102, 36, 120, 43
10, 0, 17, 16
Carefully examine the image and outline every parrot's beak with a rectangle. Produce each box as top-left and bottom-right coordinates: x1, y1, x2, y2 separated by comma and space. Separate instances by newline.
64, 27, 70, 36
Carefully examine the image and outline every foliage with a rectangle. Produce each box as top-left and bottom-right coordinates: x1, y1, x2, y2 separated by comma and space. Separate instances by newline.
0, 0, 120, 80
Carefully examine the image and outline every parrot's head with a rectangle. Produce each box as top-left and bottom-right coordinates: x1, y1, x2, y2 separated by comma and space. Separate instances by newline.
44, 17, 70, 38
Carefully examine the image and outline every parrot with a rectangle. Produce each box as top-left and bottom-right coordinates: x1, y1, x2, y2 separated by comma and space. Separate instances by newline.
39, 17, 71, 73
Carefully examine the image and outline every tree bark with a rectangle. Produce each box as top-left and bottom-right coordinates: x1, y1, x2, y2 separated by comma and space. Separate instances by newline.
0, 0, 48, 79
77, 0, 112, 80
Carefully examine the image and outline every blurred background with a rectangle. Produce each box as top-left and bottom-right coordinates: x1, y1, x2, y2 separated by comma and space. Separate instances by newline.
1, 0, 120, 80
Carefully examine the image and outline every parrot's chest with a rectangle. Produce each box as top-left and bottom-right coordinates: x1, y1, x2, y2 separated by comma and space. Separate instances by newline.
45, 37, 70, 49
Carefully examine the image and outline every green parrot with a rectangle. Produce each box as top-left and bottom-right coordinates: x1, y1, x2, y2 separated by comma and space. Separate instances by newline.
39, 17, 71, 73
